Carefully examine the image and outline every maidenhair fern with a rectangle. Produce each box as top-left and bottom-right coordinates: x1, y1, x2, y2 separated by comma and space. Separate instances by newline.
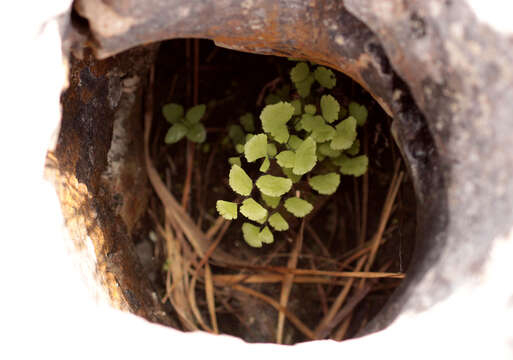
163, 103, 207, 144
216, 61, 369, 248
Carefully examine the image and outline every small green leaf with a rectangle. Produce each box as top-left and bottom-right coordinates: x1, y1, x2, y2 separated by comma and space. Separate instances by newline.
291, 99, 302, 116
282, 167, 302, 183
267, 143, 278, 157
312, 123, 335, 143
256, 175, 293, 197
260, 157, 270, 173
244, 134, 268, 162
304, 104, 316, 115
265, 93, 281, 105
269, 213, 289, 231
245, 134, 254, 143
284, 197, 314, 218
295, 74, 315, 98
346, 139, 360, 156
293, 137, 317, 175
240, 198, 268, 222
349, 102, 368, 126
228, 156, 241, 167
318, 143, 342, 158
242, 222, 262, 248
185, 104, 206, 124
331, 155, 344, 167
216, 200, 238, 220
261, 194, 280, 209
239, 113, 255, 132
165, 123, 188, 144
314, 66, 336, 89
290, 62, 310, 83
331, 116, 357, 150
320, 95, 340, 123
339, 155, 369, 177
276, 150, 296, 168
260, 102, 294, 143
287, 135, 303, 150
162, 103, 184, 124
228, 124, 245, 145
235, 144, 245, 154
258, 226, 274, 244
294, 119, 303, 132
300, 113, 318, 132
229, 165, 253, 196
186, 123, 206, 143
308, 173, 341, 195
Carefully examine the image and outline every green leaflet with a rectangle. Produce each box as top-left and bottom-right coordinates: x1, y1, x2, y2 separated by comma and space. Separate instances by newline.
311, 123, 335, 143
228, 156, 241, 167
240, 198, 268, 222
348, 102, 368, 126
276, 150, 296, 168
318, 142, 341, 158
284, 197, 314, 218
228, 124, 245, 145
308, 173, 341, 195
265, 93, 281, 105
314, 66, 336, 89
267, 143, 278, 157
331, 116, 357, 150
229, 165, 253, 196
256, 175, 293, 197
293, 137, 317, 175
242, 222, 263, 248
288, 135, 303, 150
346, 139, 360, 156
162, 103, 184, 124
282, 167, 302, 183
304, 104, 316, 115
186, 123, 206, 143
259, 226, 274, 244
260, 157, 270, 173
291, 99, 302, 115
320, 95, 340, 123
239, 113, 255, 132
244, 133, 268, 162
339, 155, 369, 177
185, 104, 206, 125
268, 212, 289, 231
165, 123, 188, 144
260, 102, 295, 143
299, 113, 317, 132
235, 143, 245, 154
216, 200, 238, 220
295, 74, 315, 98
245, 134, 254, 143
261, 194, 281, 209
290, 62, 310, 83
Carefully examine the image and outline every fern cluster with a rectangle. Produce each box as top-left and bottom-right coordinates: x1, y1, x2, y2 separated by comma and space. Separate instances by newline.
162, 103, 207, 144
216, 61, 369, 247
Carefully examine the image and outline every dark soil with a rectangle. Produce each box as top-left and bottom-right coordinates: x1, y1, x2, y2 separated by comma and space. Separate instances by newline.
138, 39, 416, 344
